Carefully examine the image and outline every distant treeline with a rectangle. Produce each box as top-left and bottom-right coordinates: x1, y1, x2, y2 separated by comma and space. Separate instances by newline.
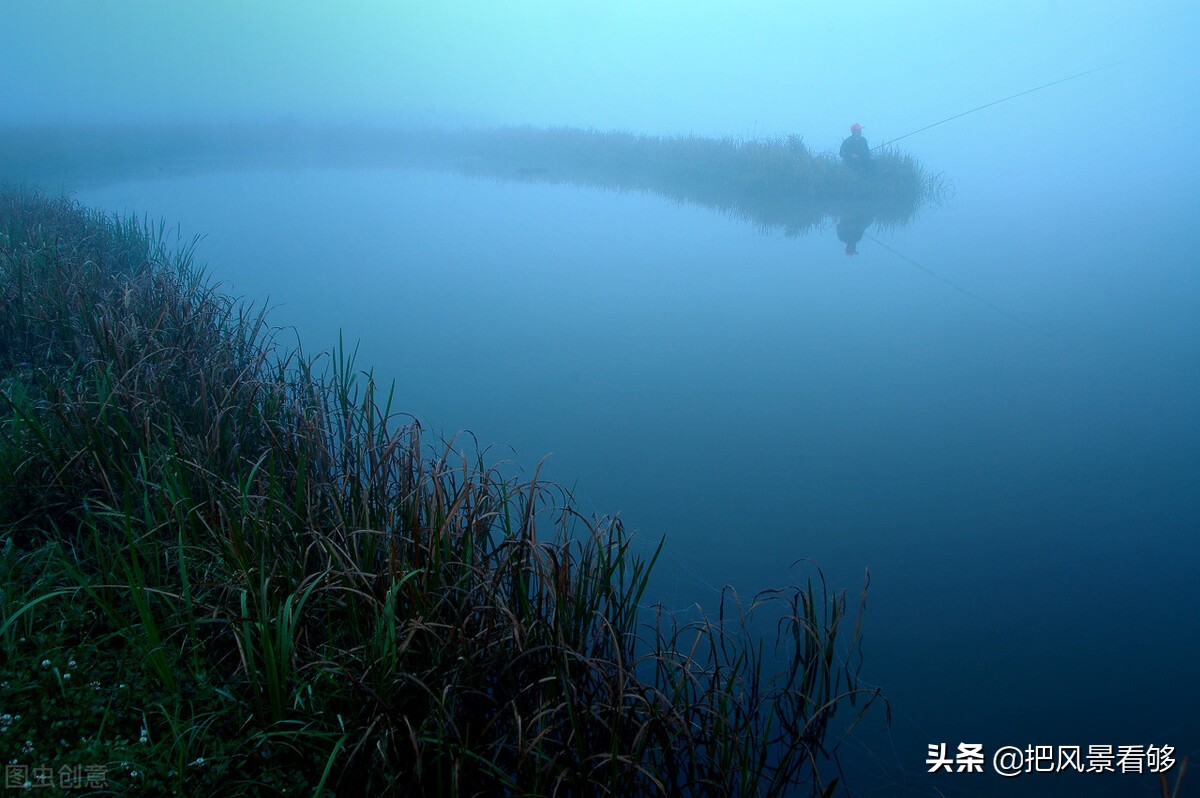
1, 122, 942, 235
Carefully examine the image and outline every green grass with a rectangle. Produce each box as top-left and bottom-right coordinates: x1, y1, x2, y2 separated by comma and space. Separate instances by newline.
0, 188, 881, 796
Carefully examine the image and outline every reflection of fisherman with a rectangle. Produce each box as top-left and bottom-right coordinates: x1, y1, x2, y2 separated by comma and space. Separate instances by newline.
839, 123, 870, 170
836, 204, 874, 256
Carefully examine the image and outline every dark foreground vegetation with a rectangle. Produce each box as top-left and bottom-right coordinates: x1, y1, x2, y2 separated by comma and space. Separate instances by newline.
0, 189, 879, 795
0, 122, 943, 237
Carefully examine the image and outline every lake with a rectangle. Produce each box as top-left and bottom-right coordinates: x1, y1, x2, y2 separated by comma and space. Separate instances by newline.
74, 144, 1199, 796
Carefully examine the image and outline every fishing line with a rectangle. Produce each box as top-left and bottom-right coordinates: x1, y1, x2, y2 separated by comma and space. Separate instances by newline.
857, 65, 1132, 330
873, 61, 1125, 150
864, 233, 1040, 333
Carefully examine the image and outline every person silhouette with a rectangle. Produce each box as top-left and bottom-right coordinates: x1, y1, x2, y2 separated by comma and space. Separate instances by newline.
839, 123, 871, 170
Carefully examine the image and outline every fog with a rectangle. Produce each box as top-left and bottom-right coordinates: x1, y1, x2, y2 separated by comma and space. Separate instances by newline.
4, 2, 1200, 796
5, 4, 1195, 135
6, 2, 1198, 199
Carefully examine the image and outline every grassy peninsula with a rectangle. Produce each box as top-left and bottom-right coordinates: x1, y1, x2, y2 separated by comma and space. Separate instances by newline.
0, 123, 942, 237
0, 190, 878, 795
426, 126, 942, 235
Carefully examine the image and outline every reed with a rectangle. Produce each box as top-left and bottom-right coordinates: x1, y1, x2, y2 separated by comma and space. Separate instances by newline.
1, 188, 881, 795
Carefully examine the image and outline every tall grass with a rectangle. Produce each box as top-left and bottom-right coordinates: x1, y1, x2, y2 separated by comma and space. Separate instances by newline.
0, 189, 880, 795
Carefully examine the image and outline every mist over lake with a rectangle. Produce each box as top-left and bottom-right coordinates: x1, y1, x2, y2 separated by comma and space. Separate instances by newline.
4, 2, 1198, 796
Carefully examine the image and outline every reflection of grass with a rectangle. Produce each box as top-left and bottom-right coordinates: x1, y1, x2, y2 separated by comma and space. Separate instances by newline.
1161, 757, 1188, 798
1, 189, 881, 795
442, 126, 943, 234
0, 123, 942, 236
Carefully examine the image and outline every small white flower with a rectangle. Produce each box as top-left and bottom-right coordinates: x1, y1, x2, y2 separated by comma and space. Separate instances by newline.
67, 660, 77, 669
40, 660, 51, 669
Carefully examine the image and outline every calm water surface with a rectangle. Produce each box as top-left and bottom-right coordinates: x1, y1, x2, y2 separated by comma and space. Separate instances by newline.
76, 153, 1199, 795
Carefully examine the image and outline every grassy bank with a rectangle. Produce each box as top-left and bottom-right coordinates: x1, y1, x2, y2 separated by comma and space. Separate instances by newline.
0, 189, 879, 795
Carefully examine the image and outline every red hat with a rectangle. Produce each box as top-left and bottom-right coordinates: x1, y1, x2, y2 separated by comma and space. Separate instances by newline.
850, 123, 863, 132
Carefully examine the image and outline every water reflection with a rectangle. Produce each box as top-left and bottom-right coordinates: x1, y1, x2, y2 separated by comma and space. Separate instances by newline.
1, 123, 942, 253
431, 127, 942, 250
836, 202, 875, 256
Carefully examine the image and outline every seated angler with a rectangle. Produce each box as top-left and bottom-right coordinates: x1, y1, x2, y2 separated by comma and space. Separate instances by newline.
839, 123, 871, 170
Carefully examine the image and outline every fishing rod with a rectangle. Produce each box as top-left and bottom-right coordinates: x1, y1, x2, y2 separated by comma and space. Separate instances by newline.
853, 63, 1126, 327
872, 61, 1124, 150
